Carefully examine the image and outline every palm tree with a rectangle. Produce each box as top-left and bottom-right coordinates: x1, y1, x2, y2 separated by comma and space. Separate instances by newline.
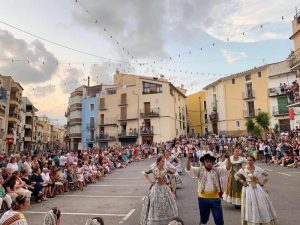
256, 112, 270, 137
253, 125, 262, 138
245, 118, 255, 135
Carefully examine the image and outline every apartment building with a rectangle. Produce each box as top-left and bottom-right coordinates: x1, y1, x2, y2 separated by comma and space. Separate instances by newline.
186, 91, 208, 137
288, 11, 300, 107
20, 97, 38, 152
2, 76, 24, 153
66, 83, 102, 151
96, 72, 187, 147
204, 65, 270, 135
0, 76, 7, 151
268, 60, 299, 131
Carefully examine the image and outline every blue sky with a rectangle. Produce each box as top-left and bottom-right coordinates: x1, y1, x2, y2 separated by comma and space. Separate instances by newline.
0, 0, 299, 123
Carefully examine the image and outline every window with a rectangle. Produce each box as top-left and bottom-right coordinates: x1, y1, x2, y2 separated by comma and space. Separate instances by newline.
232, 79, 235, 84
121, 93, 127, 105
203, 101, 207, 110
236, 121, 240, 128
90, 104, 94, 111
180, 121, 182, 129
143, 82, 162, 94
245, 74, 251, 81
213, 86, 216, 92
178, 94, 180, 101
258, 71, 262, 78
170, 87, 174, 96
100, 98, 105, 109
106, 89, 117, 95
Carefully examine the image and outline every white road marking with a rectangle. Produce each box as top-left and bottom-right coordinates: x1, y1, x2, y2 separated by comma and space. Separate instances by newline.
25, 211, 127, 217
62, 194, 143, 198
119, 209, 136, 224
141, 196, 145, 201
286, 171, 300, 173
104, 178, 139, 180
89, 184, 148, 187
264, 168, 273, 172
278, 172, 292, 176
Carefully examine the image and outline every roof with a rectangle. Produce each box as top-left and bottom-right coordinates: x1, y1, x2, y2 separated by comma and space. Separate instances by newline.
203, 64, 272, 90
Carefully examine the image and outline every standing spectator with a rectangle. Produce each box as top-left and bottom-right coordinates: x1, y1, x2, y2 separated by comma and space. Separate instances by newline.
59, 152, 67, 172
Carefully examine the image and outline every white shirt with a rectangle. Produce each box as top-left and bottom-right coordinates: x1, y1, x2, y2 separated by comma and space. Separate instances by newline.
59, 156, 67, 166
41, 172, 51, 182
7, 163, 19, 173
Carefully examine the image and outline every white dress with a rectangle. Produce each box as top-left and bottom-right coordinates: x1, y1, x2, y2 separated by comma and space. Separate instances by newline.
235, 166, 278, 225
0, 210, 28, 225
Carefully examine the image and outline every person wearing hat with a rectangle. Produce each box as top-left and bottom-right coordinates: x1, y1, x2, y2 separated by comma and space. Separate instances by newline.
186, 152, 230, 225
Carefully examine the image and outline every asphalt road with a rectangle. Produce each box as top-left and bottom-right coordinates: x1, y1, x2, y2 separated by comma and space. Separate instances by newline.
24, 159, 300, 225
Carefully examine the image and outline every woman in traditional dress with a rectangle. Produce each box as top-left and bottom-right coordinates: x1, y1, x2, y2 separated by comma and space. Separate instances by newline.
0, 195, 29, 225
140, 156, 179, 225
43, 208, 61, 225
234, 155, 278, 225
223, 148, 246, 208
85, 217, 104, 225
215, 154, 228, 196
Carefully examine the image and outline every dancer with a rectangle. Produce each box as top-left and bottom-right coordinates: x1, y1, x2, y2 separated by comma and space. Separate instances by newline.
43, 207, 61, 225
186, 153, 229, 225
222, 148, 246, 208
235, 155, 278, 225
140, 156, 179, 225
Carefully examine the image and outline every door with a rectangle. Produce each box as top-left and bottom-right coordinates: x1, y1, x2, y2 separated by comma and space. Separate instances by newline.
246, 83, 253, 98
100, 114, 104, 125
120, 107, 127, 120
279, 119, 290, 132
121, 93, 127, 105
277, 96, 288, 114
212, 123, 218, 134
144, 102, 150, 114
247, 101, 255, 117
90, 117, 95, 129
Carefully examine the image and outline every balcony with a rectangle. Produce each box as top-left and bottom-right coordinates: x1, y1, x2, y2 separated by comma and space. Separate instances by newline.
268, 87, 286, 97
118, 131, 138, 143
140, 126, 154, 135
140, 108, 160, 118
243, 110, 256, 118
86, 123, 96, 130
242, 90, 255, 100
8, 113, 21, 123
24, 136, 32, 142
99, 105, 107, 111
99, 117, 118, 126
209, 112, 218, 122
118, 112, 138, 121
119, 100, 128, 106
10, 96, 22, 106
69, 133, 81, 138
86, 136, 95, 142
25, 124, 32, 129
288, 49, 300, 71
272, 106, 289, 117
0, 108, 5, 118
96, 134, 116, 141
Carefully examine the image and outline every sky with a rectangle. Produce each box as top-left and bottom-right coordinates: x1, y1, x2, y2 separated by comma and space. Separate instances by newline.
0, 0, 299, 124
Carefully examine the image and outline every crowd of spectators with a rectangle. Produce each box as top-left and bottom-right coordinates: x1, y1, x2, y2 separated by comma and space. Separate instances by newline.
279, 80, 300, 103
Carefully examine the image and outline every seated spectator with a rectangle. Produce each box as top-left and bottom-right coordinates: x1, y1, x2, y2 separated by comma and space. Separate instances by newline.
30, 167, 47, 201
13, 171, 32, 202
85, 217, 104, 225
0, 195, 29, 225
6, 156, 19, 173
21, 168, 42, 203
43, 207, 61, 225
0, 181, 12, 210
3, 174, 18, 201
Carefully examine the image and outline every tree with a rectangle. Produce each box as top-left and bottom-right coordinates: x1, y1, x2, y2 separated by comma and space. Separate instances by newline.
245, 118, 255, 135
256, 112, 270, 136
253, 125, 262, 138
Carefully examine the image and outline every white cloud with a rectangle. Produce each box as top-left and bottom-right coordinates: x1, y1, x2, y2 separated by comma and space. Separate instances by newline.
221, 49, 247, 64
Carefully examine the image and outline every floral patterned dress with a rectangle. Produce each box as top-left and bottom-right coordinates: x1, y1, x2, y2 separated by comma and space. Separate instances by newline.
223, 156, 246, 205
235, 166, 278, 225
140, 167, 179, 225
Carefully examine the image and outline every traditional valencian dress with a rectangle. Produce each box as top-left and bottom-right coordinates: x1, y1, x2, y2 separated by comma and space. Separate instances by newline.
140, 166, 179, 225
234, 166, 278, 225
0, 210, 28, 225
223, 156, 246, 205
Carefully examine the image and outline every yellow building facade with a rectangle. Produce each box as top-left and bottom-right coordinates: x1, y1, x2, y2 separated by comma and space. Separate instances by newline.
186, 91, 207, 137
204, 65, 270, 136
97, 72, 187, 147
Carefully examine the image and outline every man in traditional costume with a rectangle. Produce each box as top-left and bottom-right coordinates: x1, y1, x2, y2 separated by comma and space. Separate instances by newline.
186, 153, 229, 225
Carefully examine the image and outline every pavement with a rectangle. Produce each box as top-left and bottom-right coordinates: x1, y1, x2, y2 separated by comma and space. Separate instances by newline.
24, 159, 300, 225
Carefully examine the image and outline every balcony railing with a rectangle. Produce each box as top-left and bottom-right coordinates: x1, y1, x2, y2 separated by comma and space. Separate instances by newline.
119, 100, 128, 106
86, 123, 96, 130
99, 117, 117, 126
118, 130, 138, 137
272, 106, 288, 116
96, 134, 116, 141
288, 49, 300, 70
86, 137, 95, 142
99, 104, 107, 111
119, 112, 138, 121
140, 126, 154, 135
209, 112, 218, 122
243, 110, 256, 118
242, 90, 255, 99
268, 87, 287, 97
140, 108, 160, 117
